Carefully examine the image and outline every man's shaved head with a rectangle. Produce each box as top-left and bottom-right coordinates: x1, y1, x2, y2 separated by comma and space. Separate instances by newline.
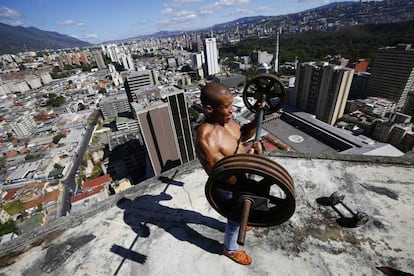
200, 82, 232, 108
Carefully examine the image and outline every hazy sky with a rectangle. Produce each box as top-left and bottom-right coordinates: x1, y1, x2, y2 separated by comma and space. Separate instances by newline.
0, 0, 360, 43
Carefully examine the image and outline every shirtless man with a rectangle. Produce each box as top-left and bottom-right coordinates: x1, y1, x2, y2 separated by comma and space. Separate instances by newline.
195, 82, 262, 265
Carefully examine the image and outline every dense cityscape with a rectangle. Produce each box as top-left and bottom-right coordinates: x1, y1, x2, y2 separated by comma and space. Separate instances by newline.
0, 0, 413, 274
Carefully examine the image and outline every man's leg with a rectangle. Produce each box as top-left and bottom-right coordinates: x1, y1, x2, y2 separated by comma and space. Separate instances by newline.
224, 219, 239, 253
223, 220, 252, 265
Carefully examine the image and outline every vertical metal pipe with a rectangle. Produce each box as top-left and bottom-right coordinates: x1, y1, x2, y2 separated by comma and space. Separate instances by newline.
237, 199, 252, 245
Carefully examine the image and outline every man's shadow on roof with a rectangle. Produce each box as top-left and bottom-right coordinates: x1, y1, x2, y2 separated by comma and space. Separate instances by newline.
116, 191, 225, 255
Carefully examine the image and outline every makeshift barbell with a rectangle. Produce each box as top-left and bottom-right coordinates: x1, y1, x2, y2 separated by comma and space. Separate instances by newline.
204, 74, 295, 245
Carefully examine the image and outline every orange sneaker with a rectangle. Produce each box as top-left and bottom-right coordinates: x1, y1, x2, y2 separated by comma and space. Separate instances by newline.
223, 249, 252, 265
245, 226, 252, 232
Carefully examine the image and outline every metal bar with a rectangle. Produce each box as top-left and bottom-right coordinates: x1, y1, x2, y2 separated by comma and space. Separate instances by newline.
254, 94, 266, 143
339, 201, 356, 216
237, 199, 252, 245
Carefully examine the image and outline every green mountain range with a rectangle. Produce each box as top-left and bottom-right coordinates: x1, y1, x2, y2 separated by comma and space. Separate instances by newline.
0, 23, 90, 54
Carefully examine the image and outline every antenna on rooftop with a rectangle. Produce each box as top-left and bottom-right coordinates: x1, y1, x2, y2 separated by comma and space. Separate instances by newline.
274, 27, 281, 74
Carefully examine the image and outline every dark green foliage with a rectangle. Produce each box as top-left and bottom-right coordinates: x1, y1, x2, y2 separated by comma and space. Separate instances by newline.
44, 93, 66, 107
52, 133, 66, 144
81, 65, 92, 72
188, 107, 199, 122
0, 221, 16, 236
2, 200, 24, 216
220, 20, 414, 65
78, 103, 86, 110
25, 154, 35, 160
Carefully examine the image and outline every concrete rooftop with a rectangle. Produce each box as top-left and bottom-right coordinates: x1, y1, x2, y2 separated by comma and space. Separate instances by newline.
0, 152, 413, 275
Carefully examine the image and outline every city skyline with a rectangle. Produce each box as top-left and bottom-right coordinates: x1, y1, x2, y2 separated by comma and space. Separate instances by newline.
0, 0, 362, 44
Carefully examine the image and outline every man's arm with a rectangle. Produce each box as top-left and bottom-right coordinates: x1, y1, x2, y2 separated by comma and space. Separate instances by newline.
240, 118, 258, 142
239, 102, 265, 142
196, 131, 224, 175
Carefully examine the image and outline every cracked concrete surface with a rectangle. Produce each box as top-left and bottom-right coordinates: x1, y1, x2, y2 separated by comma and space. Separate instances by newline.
0, 152, 413, 275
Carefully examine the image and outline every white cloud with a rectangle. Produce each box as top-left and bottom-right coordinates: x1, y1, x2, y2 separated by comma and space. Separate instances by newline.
57, 19, 74, 25
173, 0, 203, 3
218, 0, 252, 7
0, 6, 21, 18
199, 9, 213, 15
161, 7, 174, 14
234, 7, 253, 15
1, 20, 23, 26
77, 22, 85, 27
0, 6, 23, 25
256, 6, 274, 13
82, 34, 98, 39
165, 0, 203, 8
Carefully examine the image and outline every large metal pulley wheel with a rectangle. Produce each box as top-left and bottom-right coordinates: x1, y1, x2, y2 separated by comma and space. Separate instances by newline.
242, 73, 287, 115
205, 154, 296, 227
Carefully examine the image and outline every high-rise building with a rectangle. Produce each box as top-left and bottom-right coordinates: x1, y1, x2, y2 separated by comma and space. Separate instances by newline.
72, 53, 80, 66
9, 114, 37, 137
250, 51, 273, 65
402, 91, 414, 119
124, 70, 158, 102
348, 72, 370, 100
365, 44, 414, 109
130, 86, 195, 176
294, 62, 354, 125
191, 53, 204, 80
80, 52, 89, 65
204, 38, 220, 76
121, 54, 135, 71
99, 94, 131, 120
93, 51, 106, 70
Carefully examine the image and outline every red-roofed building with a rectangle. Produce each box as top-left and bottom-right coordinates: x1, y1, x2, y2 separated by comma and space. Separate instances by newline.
5, 150, 18, 158
23, 190, 59, 210
82, 174, 112, 190
71, 185, 105, 203
3, 189, 17, 201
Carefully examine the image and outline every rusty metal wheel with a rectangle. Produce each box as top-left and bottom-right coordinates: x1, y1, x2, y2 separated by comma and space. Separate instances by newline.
205, 154, 296, 227
242, 73, 287, 115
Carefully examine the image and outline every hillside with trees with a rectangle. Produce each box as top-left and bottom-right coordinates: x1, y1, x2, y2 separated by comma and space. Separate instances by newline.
220, 20, 414, 65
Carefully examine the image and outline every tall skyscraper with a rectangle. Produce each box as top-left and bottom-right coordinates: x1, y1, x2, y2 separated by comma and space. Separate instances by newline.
130, 86, 195, 176
80, 52, 89, 65
204, 38, 220, 76
365, 44, 414, 109
93, 51, 106, 70
191, 53, 204, 79
294, 62, 354, 125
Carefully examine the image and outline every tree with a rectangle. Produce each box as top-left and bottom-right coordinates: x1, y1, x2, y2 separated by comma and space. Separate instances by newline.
78, 103, 86, 111
53, 133, 66, 144
25, 154, 35, 160
46, 95, 66, 107
63, 64, 74, 70
81, 65, 91, 72
2, 200, 24, 215
37, 203, 43, 212
0, 221, 16, 236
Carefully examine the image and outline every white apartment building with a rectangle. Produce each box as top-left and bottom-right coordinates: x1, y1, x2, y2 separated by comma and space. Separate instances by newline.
9, 114, 37, 137
204, 38, 220, 76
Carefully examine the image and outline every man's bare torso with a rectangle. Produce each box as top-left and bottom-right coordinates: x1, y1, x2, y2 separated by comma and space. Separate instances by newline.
196, 120, 245, 175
